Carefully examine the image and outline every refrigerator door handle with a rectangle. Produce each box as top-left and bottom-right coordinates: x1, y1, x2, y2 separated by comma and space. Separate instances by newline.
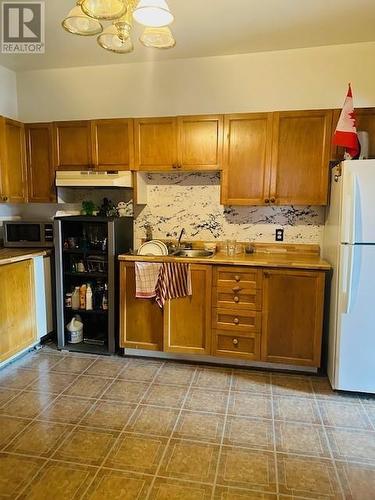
342, 171, 358, 244
344, 245, 355, 314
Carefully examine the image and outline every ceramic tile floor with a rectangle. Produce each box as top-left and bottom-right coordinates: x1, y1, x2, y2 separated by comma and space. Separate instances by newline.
0, 347, 375, 499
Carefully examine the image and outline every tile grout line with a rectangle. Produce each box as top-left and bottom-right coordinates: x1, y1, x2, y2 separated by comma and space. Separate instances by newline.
358, 398, 375, 432
143, 365, 201, 500
209, 368, 234, 500
269, 372, 280, 498
312, 382, 346, 499
77, 358, 168, 500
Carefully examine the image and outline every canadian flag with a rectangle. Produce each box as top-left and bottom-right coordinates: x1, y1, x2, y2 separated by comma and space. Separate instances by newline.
333, 84, 360, 159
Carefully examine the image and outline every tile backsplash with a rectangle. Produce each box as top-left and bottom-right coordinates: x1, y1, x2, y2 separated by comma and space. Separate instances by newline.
134, 172, 325, 248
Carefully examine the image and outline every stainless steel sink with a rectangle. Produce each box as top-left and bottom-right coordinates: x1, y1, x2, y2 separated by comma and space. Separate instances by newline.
173, 249, 214, 258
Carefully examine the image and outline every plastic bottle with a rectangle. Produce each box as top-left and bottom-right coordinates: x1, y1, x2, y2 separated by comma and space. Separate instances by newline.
72, 287, 80, 310
102, 283, 108, 310
86, 284, 93, 310
79, 284, 87, 310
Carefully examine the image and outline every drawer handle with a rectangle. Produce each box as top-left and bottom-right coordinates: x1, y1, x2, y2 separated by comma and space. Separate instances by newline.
232, 286, 241, 292
234, 275, 241, 282
232, 338, 239, 346
233, 296, 239, 303
233, 317, 239, 325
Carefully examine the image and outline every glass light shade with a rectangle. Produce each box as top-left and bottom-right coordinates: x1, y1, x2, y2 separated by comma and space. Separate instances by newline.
97, 25, 134, 53
140, 26, 175, 48
62, 6, 103, 35
133, 0, 174, 27
81, 0, 126, 20
113, 9, 133, 41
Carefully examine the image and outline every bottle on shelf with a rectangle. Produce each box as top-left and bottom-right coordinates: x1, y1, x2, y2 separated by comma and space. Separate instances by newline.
79, 284, 87, 309
86, 284, 93, 310
102, 283, 108, 310
72, 286, 80, 310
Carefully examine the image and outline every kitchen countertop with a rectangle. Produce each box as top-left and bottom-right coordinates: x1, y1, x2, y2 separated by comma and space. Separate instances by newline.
0, 248, 48, 266
118, 251, 331, 271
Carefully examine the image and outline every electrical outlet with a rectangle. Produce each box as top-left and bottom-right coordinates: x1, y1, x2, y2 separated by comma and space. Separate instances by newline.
275, 229, 284, 242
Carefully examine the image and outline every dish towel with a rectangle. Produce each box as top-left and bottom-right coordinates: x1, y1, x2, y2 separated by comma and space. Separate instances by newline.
135, 262, 162, 299
155, 262, 192, 308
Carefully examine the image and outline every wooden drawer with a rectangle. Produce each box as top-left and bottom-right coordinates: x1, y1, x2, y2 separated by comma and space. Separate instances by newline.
212, 308, 261, 333
214, 266, 262, 289
213, 330, 261, 360
213, 286, 262, 310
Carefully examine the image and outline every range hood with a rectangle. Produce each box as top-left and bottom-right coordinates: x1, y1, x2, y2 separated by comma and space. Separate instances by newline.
55, 171, 133, 188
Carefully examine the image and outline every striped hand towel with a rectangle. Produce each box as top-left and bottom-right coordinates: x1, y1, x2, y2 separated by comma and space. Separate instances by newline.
155, 262, 192, 308
135, 262, 162, 299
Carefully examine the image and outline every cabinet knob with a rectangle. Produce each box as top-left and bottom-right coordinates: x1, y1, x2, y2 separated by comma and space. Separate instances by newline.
234, 275, 240, 282
270, 197, 276, 203
264, 198, 270, 204
1, 196, 8, 202
232, 285, 241, 292
232, 338, 239, 346
177, 163, 182, 169
172, 163, 178, 169
233, 296, 240, 303
233, 317, 240, 325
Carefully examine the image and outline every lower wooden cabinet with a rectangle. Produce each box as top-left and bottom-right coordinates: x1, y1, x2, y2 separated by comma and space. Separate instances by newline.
119, 262, 163, 350
261, 269, 325, 366
119, 262, 326, 368
0, 260, 37, 362
164, 264, 212, 355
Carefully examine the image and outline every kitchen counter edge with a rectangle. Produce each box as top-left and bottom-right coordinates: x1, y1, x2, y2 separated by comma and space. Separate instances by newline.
0, 248, 48, 266
118, 252, 331, 271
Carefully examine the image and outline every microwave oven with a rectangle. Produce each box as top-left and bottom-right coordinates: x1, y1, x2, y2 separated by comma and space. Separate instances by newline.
3, 220, 54, 248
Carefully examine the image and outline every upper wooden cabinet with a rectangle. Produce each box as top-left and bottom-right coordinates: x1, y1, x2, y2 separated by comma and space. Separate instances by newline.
221, 113, 273, 205
270, 110, 333, 205
134, 115, 223, 171
177, 115, 223, 170
0, 117, 27, 203
163, 264, 212, 355
119, 262, 163, 351
91, 118, 134, 170
25, 123, 56, 203
134, 117, 178, 171
261, 269, 325, 367
221, 110, 332, 206
53, 121, 92, 171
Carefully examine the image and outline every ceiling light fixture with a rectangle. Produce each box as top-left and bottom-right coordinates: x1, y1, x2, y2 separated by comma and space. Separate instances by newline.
62, 0, 175, 53
62, 4, 103, 36
133, 0, 174, 28
80, 0, 127, 20
140, 26, 175, 49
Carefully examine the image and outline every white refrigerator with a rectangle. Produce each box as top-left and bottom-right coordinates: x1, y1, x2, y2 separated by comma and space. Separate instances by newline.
323, 159, 375, 393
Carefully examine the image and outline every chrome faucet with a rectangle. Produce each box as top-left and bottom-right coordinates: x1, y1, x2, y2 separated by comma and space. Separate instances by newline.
177, 228, 186, 248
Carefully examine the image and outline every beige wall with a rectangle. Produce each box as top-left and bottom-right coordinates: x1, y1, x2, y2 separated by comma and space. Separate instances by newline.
0, 65, 18, 119
16, 41, 375, 122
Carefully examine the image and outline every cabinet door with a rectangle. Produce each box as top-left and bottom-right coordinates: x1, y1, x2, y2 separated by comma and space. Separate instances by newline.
26, 123, 56, 203
177, 115, 223, 170
163, 264, 212, 355
0, 260, 37, 362
119, 262, 163, 350
221, 113, 273, 205
332, 107, 375, 160
0, 117, 27, 203
134, 117, 178, 171
91, 118, 134, 171
270, 110, 332, 205
261, 269, 325, 367
53, 121, 92, 170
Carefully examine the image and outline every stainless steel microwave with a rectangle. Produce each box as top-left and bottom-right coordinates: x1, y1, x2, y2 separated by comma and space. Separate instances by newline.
3, 221, 54, 247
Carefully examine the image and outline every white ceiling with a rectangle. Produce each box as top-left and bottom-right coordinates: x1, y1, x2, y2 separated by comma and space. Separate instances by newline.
1, 0, 375, 72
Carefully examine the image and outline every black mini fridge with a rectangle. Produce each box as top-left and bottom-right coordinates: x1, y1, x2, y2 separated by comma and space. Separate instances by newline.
54, 216, 133, 355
